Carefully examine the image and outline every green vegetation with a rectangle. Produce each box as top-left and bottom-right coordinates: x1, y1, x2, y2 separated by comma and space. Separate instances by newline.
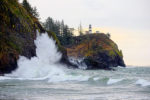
0, 0, 65, 57
43, 17, 74, 46
0, 0, 43, 73
66, 33, 123, 59
0, 0, 37, 33
22, 0, 39, 18
66, 33, 125, 68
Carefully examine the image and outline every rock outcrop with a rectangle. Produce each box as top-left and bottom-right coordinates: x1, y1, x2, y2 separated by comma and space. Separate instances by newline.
0, 0, 69, 74
0, 0, 126, 73
66, 33, 126, 70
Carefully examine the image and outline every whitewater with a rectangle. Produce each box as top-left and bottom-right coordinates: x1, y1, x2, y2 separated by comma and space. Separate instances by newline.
0, 32, 150, 100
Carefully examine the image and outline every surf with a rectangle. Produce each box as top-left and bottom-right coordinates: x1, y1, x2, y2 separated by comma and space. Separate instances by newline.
6, 32, 64, 80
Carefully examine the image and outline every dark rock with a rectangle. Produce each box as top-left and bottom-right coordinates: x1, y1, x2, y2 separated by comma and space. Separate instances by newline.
60, 47, 78, 69
83, 57, 109, 70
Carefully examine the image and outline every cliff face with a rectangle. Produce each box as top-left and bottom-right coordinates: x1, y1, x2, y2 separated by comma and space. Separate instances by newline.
0, 0, 125, 73
66, 33, 126, 69
0, 0, 66, 74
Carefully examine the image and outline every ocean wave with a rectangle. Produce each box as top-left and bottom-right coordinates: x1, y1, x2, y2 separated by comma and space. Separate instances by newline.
107, 78, 123, 85
0, 76, 12, 80
48, 74, 89, 83
135, 79, 150, 87
93, 77, 100, 81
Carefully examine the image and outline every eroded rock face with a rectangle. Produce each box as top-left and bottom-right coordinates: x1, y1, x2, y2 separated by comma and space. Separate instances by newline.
66, 33, 126, 70
0, 0, 74, 74
0, 0, 39, 73
0, 0, 43, 73
0, 0, 64, 74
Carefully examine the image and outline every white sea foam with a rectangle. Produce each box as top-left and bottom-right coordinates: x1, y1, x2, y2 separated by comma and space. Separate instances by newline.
93, 77, 100, 81
135, 79, 150, 87
0, 76, 12, 80
69, 57, 87, 70
107, 78, 123, 85
48, 74, 89, 83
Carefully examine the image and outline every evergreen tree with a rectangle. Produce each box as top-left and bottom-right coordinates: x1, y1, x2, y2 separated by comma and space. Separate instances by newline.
43, 17, 74, 46
60, 20, 65, 36
22, 0, 39, 18
44, 17, 54, 31
32, 7, 39, 18
22, 0, 32, 14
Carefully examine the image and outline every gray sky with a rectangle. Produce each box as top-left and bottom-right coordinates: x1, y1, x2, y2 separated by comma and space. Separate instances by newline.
20, 0, 150, 66
23, 0, 150, 29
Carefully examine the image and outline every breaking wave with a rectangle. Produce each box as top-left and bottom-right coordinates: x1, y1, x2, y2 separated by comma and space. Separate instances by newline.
0, 32, 150, 87
135, 79, 150, 87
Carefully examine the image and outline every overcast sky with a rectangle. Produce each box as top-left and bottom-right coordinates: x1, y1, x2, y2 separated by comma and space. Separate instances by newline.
20, 0, 150, 66
22, 0, 150, 29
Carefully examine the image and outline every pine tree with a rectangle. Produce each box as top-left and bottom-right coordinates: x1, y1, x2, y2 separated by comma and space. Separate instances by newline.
22, 0, 39, 18
43, 17, 74, 45
32, 7, 39, 18
22, 0, 32, 14
44, 17, 54, 31
60, 20, 65, 36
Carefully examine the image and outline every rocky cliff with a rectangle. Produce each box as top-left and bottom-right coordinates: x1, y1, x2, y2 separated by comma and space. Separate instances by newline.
0, 0, 69, 74
0, 0, 125, 74
66, 33, 126, 70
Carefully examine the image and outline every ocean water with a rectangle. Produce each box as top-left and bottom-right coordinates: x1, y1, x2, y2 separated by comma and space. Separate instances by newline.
0, 32, 150, 100
0, 67, 150, 100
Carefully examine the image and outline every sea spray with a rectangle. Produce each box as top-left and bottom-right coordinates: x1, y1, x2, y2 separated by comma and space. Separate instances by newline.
5, 32, 89, 82
69, 57, 87, 69
7, 32, 64, 79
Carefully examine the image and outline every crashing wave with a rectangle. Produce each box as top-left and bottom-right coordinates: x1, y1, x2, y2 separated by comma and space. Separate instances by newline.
135, 79, 150, 87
